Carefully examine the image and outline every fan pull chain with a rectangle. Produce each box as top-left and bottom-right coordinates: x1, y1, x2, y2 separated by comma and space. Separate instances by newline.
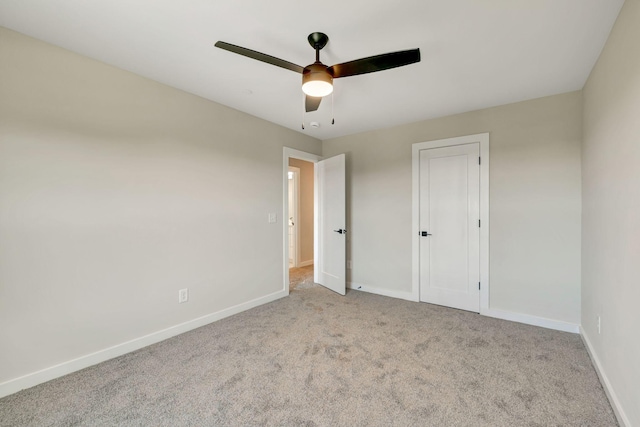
331, 92, 335, 125
301, 96, 305, 130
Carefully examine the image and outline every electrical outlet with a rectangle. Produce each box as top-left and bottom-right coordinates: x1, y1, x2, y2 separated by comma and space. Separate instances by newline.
268, 213, 277, 223
347, 260, 352, 269
597, 315, 601, 334
179, 288, 189, 303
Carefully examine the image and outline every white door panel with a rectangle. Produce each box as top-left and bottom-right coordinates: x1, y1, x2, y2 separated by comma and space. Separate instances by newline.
419, 143, 479, 312
316, 154, 346, 295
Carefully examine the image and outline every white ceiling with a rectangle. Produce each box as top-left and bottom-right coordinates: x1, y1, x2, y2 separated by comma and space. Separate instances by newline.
0, 0, 624, 140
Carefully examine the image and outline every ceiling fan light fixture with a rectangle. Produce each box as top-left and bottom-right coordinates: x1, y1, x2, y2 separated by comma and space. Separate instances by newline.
302, 64, 333, 97
215, 33, 421, 113
302, 80, 333, 97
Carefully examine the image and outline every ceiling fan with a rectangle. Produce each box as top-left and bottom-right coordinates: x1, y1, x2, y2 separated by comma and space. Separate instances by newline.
215, 32, 421, 113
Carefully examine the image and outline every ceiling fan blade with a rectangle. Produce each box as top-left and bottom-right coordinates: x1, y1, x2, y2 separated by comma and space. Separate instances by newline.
329, 49, 420, 78
215, 41, 304, 74
305, 95, 322, 112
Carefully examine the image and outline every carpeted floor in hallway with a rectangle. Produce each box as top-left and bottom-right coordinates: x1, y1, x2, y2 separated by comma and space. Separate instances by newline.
289, 264, 315, 292
0, 277, 617, 426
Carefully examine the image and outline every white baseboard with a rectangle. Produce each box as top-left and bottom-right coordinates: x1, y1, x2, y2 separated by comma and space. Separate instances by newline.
580, 328, 630, 427
347, 282, 417, 302
348, 282, 578, 334
481, 307, 580, 333
297, 260, 313, 267
0, 289, 288, 399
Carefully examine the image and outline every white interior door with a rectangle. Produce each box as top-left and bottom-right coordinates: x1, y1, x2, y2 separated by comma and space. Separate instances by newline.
315, 154, 346, 295
419, 143, 480, 312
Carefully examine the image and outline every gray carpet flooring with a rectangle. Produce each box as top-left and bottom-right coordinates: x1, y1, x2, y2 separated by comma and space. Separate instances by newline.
1, 268, 617, 426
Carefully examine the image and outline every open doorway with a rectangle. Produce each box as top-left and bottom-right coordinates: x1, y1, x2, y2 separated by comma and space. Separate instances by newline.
283, 147, 346, 296
288, 158, 314, 291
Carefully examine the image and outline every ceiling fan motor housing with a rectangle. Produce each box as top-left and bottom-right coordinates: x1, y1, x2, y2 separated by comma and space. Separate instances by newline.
302, 63, 333, 97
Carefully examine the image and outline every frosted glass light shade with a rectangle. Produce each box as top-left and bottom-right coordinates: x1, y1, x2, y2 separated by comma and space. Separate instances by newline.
302, 80, 333, 97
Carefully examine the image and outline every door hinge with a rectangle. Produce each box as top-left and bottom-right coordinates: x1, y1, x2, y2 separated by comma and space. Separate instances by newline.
479, 157, 481, 165
478, 282, 481, 290
478, 219, 481, 227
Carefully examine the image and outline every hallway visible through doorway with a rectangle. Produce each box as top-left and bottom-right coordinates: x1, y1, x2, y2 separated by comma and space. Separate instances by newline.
288, 158, 314, 269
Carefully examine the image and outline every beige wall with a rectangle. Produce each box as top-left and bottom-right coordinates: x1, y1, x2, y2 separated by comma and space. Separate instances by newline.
0, 27, 321, 386
289, 158, 314, 265
582, 0, 640, 425
323, 91, 582, 324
